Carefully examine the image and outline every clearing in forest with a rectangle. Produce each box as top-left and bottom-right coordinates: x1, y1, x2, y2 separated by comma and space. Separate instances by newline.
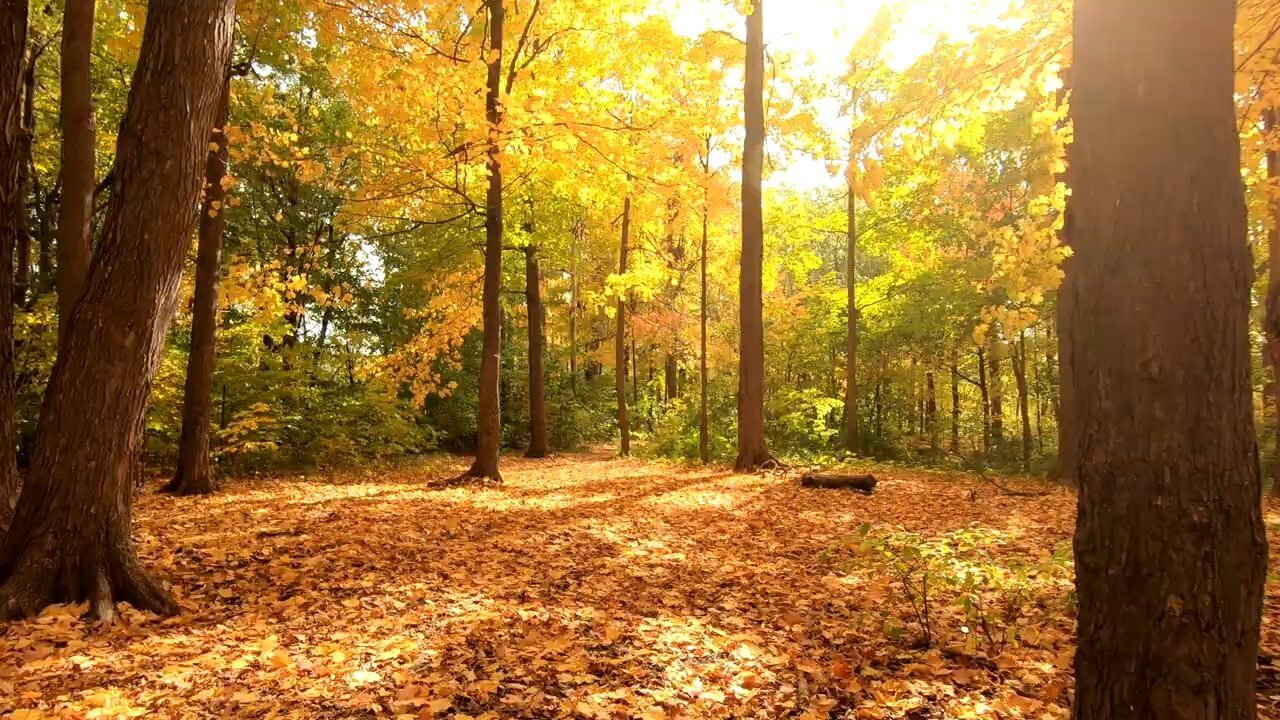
3, 453, 1279, 719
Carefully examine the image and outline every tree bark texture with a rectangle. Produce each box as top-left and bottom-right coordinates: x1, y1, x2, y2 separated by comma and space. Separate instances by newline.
524, 245, 548, 458
1070, 0, 1267, 716
165, 74, 232, 497
0, 0, 235, 621
13, 42, 37, 308
56, 0, 96, 344
462, 0, 505, 483
0, 0, 25, 531
735, 0, 773, 471
1265, 108, 1280, 496
616, 197, 631, 457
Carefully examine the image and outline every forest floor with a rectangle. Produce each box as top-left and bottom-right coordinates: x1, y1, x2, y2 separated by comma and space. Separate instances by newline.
2, 451, 1279, 720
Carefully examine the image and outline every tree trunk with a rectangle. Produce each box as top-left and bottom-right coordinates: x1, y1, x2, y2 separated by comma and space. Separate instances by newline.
461, 0, 505, 483
1013, 330, 1032, 473
987, 343, 1003, 445
1070, 0, 1266, 715
569, 217, 580, 396
56, 0, 96, 345
0, 1, 25, 530
977, 347, 990, 454
1266, 108, 1280, 496
844, 189, 858, 454
13, 42, 37, 308
735, 0, 773, 471
664, 352, 677, 403
616, 197, 631, 457
0, 0, 235, 622
164, 73, 231, 497
949, 347, 960, 453
524, 244, 548, 458
35, 173, 54, 296
925, 369, 937, 450
873, 374, 883, 439
699, 202, 709, 464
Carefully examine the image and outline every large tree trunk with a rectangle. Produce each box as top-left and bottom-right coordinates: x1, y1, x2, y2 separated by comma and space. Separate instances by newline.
1013, 330, 1032, 472
735, 0, 774, 471
844, 189, 858, 454
699, 202, 709, 464
164, 74, 231, 497
0, 0, 25, 530
1070, 0, 1267, 715
461, 0, 505, 483
524, 244, 548, 458
56, 0, 96, 345
1266, 109, 1280, 496
616, 197, 631, 457
0, 0, 235, 622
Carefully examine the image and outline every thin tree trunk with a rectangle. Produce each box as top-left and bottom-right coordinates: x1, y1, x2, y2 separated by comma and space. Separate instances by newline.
874, 373, 883, 440
13, 43, 37, 308
1013, 330, 1032, 472
164, 73, 231, 496
699, 201, 709, 464
569, 216, 580, 396
1266, 108, 1280, 496
56, 0, 96, 344
35, 173, 54, 296
735, 0, 773, 471
0, 0, 25, 530
987, 343, 1003, 445
926, 369, 937, 450
1070, 1, 1266, 715
977, 347, 990, 454
0, 0, 235, 621
664, 352, 677, 403
461, 0, 505, 483
844, 188, 858, 454
524, 244, 548, 458
616, 197, 631, 456
950, 347, 960, 453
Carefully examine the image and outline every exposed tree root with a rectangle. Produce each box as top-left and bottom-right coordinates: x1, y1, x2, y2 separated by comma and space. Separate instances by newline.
160, 471, 216, 496
428, 472, 504, 490
0, 544, 178, 623
735, 450, 785, 473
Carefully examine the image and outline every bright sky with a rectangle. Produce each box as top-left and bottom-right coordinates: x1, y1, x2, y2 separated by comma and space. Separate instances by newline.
665, 0, 1019, 187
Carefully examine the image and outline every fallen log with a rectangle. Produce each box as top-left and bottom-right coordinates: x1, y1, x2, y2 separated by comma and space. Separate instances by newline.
800, 472, 877, 493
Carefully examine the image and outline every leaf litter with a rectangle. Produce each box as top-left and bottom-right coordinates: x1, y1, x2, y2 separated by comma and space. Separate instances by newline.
1, 451, 1278, 719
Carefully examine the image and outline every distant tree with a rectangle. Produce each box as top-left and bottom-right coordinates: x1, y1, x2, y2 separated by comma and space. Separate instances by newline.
1069, 0, 1267, 715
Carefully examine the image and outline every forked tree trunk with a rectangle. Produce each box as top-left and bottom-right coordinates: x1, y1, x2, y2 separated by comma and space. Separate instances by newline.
0, 1, 25, 530
524, 245, 548, 458
461, 0, 505, 483
735, 0, 774, 471
616, 197, 631, 457
56, 0, 96, 344
165, 74, 231, 497
1070, 0, 1266, 715
844, 188, 858, 454
0, 0, 235, 621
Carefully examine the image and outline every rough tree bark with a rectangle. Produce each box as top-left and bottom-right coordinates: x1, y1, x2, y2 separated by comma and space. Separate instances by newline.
460, 0, 505, 483
0, 0, 25, 531
524, 244, 548, 458
0, 0, 235, 622
1070, 0, 1267, 715
56, 0, 96, 344
616, 197, 631, 457
735, 0, 774, 471
164, 73, 232, 496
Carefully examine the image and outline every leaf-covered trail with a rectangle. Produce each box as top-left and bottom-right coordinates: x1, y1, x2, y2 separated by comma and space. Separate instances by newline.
2, 453, 1277, 719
